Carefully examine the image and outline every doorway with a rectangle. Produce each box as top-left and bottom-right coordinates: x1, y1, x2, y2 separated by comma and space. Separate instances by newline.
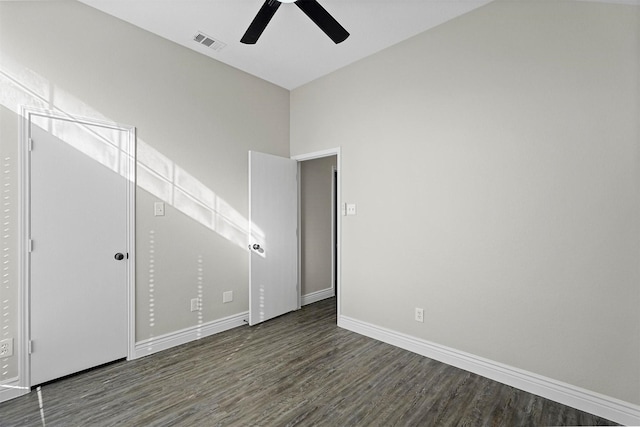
21, 108, 135, 388
293, 148, 340, 318
248, 149, 340, 326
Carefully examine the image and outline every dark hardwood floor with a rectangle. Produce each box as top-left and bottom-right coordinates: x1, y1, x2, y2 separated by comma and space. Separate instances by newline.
0, 298, 617, 426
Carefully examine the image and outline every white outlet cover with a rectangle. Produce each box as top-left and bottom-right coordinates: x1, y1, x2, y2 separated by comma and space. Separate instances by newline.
223, 291, 233, 303
0, 338, 13, 357
346, 204, 357, 216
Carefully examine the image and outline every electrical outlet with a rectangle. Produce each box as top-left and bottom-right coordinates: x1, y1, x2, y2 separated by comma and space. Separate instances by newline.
223, 291, 233, 303
190, 298, 201, 312
0, 338, 13, 357
415, 308, 424, 323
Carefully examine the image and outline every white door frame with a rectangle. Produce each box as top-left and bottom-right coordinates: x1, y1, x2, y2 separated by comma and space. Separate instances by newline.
19, 107, 136, 393
292, 147, 341, 318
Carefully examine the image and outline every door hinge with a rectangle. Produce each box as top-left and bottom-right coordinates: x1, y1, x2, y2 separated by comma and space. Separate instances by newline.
28, 239, 34, 253
28, 340, 33, 354
28, 138, 33, 151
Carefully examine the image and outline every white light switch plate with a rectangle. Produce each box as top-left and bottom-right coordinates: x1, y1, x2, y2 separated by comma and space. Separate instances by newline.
154, 202, 165, 216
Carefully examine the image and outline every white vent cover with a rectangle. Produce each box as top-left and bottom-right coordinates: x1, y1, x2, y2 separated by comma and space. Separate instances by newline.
193, 32, 226, 52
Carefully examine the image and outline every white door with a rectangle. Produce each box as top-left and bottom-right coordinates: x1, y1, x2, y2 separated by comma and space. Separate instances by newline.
248, 151, 298, 326
30, 121, 128, 385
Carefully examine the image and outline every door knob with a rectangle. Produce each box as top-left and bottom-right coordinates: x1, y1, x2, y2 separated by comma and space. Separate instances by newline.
114, 253, 125, 260
252, 244, 261, 250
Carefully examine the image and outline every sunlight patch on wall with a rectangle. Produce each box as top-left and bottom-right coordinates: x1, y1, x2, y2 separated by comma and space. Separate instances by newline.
0, 56, 252, 250
136, 141, 252, 249
0, 57, 49, 112
1, 58, 132, 180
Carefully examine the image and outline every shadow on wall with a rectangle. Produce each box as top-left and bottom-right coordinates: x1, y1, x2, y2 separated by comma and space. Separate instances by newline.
0, 54, 257, 250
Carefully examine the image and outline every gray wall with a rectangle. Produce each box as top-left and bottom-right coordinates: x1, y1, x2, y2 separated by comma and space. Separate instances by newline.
300, 156, 336, 297
0, 0, 288, 383
291, 1, 640, 405
2, 0, 639, 412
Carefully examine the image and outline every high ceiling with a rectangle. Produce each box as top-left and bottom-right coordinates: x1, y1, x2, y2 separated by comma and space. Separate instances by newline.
78, 0, 494, 89
77, 0, 639, 90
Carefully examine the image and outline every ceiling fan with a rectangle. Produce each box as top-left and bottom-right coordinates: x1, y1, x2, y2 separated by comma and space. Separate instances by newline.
241, 0, 349, 45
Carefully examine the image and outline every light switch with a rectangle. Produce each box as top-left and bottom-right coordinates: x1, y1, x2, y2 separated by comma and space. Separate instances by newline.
154, 202, 165, 216
346, 204, 357, 216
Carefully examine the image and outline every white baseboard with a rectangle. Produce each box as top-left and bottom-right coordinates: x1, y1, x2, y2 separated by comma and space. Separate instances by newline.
133, 311, 248, 359
301, 288, 335, 306
338, 315, 640, 426
0, 378, 29, 404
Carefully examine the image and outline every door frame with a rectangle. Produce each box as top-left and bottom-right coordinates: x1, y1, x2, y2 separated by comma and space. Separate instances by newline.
292, 147, 341, 318
19, 107, 136, 392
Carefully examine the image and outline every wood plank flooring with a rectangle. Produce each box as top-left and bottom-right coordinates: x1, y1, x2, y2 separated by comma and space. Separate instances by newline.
0, 298, 617, 426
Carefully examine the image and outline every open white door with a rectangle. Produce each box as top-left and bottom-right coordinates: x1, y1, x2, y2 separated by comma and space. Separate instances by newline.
248, 151, 298, 326
29, 120, 130, 385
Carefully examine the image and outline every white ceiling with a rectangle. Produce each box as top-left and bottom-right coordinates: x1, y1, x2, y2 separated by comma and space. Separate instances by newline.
77, 0, 639, 90
78, 0, 494, 89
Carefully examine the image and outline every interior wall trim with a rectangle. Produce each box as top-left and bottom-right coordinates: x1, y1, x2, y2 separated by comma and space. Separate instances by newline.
0, 378, 28, 404
301, 288, 335, 306
133, 312, 248, 360
338, 315, 640, 426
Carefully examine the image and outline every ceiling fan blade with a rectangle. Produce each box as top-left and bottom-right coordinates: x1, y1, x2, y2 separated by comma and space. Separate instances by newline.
295, 0, 349, 44
241, 0, 282, 44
